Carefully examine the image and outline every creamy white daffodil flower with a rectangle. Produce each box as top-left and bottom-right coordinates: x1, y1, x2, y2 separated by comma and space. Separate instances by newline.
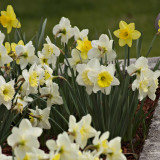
40, 81, 63, 107
22, 63, 44, 95
16, 41, 38, 69
13, 94, 33, 113
132, 69, 160, 101
73, 26, 89, 41
88, 61, 120, 95
92, 131, 110, 155
0, 76, 15, 110
68, 114, 97, 149
46, 132, 79, 160
107, 137, 126, 160
0, 44, 13, 67
88, 34, 116, 62
7, 119, 42, 159
53, 17, 74, 44
29, 106, 51, 129
76, 58, 100, 95
127, 56, 149, 78
41, 36, 60, 69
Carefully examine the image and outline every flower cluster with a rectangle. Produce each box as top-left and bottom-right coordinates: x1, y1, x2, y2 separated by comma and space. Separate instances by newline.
127, 57, 160, 101
0, 115, 126, 160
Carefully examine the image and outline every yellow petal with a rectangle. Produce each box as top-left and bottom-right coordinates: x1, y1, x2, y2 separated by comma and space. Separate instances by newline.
119, 39, 126, 47
132, 30, 141, 40
11, 43, 17, 52
128, 23, 135, 30
12, 19, 21, 28
126, 38, 132, 47
113, 29, 120, 38
119, 21, 128, 29
7, 25, 12, 34
7, 5, 16, 19
18, 40, 24, 45
5, 42, 11, 53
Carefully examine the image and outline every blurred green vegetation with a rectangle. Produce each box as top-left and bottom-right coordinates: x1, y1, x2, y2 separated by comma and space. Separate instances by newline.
0, 0, 160, 58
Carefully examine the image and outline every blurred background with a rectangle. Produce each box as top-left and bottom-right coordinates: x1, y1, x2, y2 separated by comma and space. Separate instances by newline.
0, 0, 160, 58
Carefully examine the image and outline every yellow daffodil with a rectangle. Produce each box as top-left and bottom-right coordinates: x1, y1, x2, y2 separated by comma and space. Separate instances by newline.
0, 5, 21, 33
114, 21, 141, 47
76, 38, 92, 60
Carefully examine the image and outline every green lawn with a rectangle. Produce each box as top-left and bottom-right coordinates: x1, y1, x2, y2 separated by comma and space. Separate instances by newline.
0, 0, 160, 58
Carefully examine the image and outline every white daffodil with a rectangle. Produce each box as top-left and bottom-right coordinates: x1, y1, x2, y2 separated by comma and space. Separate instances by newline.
0, 31, 5, 44
0, 146, 12, 160
65, 49, 82, 77
107, 137, 126, 160
132, 69, 160, 101
0, 44, 13, 67
76, 58, 100, 95
0, 76, 15, 110
88, 62, 120, 95
29, 106, 51, 129
41, 36, 60, 68
68, 114, 97, 149
13, 94, 33, 113
127, 56, 149, 78
22, 63, 44, 95
38, 51, 49, 66
73, 26, 89, 41
46, 132, 79, 160
78, 151, 100, 160
7, 119, 42, 159
88, 34, 116, 62
49, 152, 60, 160
53, 17, 74, 44
16, 41, 37, 69
40, 81, 63, 107
92, 131, 110, 155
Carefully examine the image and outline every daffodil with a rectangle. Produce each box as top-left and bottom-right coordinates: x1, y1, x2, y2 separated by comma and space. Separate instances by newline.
46, 132, 79, 160
29, 106, 51, 129
53, 17, 74, 44
76, 38, 92, 60
16, 41, 37, 69
7, 119, 42, 159
132, 69, 160, 101
88, 34, 116, 62
73, 26, 89, 41
0, 76, 15, 110
76, 58, 100, 95
127, 56, 149, 78
0, 146, 12, 160
0, 31, 5, 44
114, 21, 141, 47
22, 63, 44, 95
40, 81, 63, 107
88, 62, 120, 95
68, 114, 97, 149
107, 137, 126, 160
41, 36, 60, 68
0, 5, 21, 33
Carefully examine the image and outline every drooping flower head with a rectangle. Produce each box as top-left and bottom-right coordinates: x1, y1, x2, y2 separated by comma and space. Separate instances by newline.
114, 21, 141, 47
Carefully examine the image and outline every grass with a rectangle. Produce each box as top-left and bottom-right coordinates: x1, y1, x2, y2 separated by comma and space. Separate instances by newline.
0, 0, 160, 58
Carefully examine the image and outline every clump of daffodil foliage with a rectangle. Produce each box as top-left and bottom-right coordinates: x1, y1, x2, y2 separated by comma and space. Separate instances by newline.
0, 5, 159, 159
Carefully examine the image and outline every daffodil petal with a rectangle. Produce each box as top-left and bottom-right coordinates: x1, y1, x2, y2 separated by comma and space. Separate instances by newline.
132, 30, 141, 40
119, 21, 128, 29
113, 29, 120, 38
119, 39, 126, 47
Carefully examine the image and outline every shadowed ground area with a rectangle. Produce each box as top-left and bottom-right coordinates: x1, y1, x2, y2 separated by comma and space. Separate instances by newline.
0, 0, 160, 58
